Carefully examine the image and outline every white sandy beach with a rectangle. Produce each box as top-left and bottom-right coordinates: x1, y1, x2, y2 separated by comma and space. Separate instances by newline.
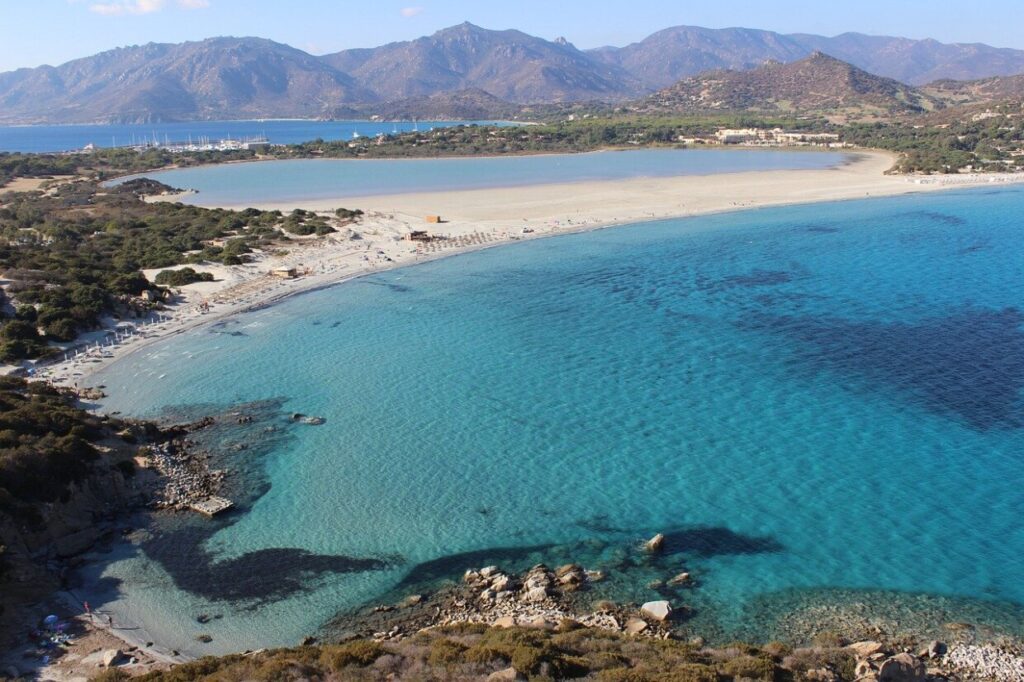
30, 150, 1024, 391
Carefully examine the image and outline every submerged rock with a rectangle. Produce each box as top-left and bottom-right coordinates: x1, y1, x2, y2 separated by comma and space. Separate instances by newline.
644, 533, 665, 553
667, 571, 691, 586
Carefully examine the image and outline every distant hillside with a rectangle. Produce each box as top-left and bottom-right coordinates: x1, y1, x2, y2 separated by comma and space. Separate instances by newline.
590, 27, 1024, 89
588, 26, 810, 89
0, 37, 374, 124
346, 89, 525, 121
788, 32, 1024, 86
924, 73, 1024, 105
634, 53, 939, 118
320, 23, 641, 104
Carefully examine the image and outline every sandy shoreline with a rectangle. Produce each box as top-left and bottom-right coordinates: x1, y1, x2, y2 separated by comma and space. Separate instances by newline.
33, 149, 1024, 392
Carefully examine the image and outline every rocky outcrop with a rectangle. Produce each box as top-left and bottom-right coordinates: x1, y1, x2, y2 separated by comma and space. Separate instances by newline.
877, 652, 926, 682
640, 600, 672, 622
845, 642, 933, 682
144, 442, 225, 510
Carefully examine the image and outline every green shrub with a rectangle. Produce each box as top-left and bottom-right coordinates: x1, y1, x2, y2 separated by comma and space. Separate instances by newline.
463, 644, 510, 665
0, 320, 39, 341
154, 267, 214, 287
318, 641, 388, 671
426, 638, 468, 668
720, 654, 778, 681
335, 208, 364, 220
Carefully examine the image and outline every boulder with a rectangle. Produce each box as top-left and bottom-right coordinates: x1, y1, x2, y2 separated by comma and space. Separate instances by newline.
54, 527, 102, 558
487, 668, 527, 682
522, 586, 548, 603
491, 575, 512, 592
524, 616, 552, 630
640, 600, 672, 622
463, 569, 481, 583
918, 641, 947, 659
855, 659, 875, 678
492, 616, 516, 628
644, 533, 665, 553
480, 566, 499, 578
399, 594, 423, 608
804, 668, 840, 682
877, 653, 926, 682
101, 649, 123, 667
847, 641, 886, 658
624, 618, 649, 635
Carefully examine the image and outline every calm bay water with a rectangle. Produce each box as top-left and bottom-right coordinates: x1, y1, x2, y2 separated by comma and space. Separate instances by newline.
114, 149, 850, 206
0, 120, 500, 154
85, 185, 1024, 656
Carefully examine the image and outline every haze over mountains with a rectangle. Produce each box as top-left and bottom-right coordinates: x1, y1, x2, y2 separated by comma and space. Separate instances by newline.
2, 22, 1024, 124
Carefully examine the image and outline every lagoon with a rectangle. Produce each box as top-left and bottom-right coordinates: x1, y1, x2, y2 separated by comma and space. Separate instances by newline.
114, 149, 850, 207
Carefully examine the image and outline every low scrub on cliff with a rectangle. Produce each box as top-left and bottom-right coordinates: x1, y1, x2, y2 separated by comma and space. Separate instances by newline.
124, 626, 802, 681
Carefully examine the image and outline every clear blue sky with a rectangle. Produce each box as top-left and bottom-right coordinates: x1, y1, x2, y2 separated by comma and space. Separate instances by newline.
2, 0, 1022, 72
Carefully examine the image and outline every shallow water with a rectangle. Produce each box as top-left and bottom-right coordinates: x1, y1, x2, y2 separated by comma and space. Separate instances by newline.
87, 186, 1024, 655
111, 148, 850, 206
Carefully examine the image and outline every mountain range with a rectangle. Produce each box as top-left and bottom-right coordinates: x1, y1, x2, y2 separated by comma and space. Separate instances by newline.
2, 23, 1024, 124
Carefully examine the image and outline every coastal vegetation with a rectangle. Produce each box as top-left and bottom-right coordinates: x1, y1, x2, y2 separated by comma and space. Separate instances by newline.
841, 110, 1024, 173
153, 267, 214, 287
103, 623, 961, 681
113, 624, 819, 681
0, 178, 357, 360
0, 377, 125, 523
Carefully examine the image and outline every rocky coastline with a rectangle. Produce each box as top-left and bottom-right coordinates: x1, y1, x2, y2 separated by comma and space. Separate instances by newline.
322, 557, 1024, 681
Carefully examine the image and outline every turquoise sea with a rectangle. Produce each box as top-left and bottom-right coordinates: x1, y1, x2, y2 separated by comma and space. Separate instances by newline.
113, 148, 849, 206
84, 184, 1024, 657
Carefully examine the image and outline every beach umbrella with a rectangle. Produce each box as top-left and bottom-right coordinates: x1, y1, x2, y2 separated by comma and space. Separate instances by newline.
43, 615, 58, 626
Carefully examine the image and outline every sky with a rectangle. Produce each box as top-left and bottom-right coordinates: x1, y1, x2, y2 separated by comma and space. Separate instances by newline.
2, 0, 1023, 72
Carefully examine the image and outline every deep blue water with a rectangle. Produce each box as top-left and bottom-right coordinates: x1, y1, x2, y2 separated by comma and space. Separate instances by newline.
112, 149, 849, 206
85, 186, 1024, 655
0, 120, 500, 153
